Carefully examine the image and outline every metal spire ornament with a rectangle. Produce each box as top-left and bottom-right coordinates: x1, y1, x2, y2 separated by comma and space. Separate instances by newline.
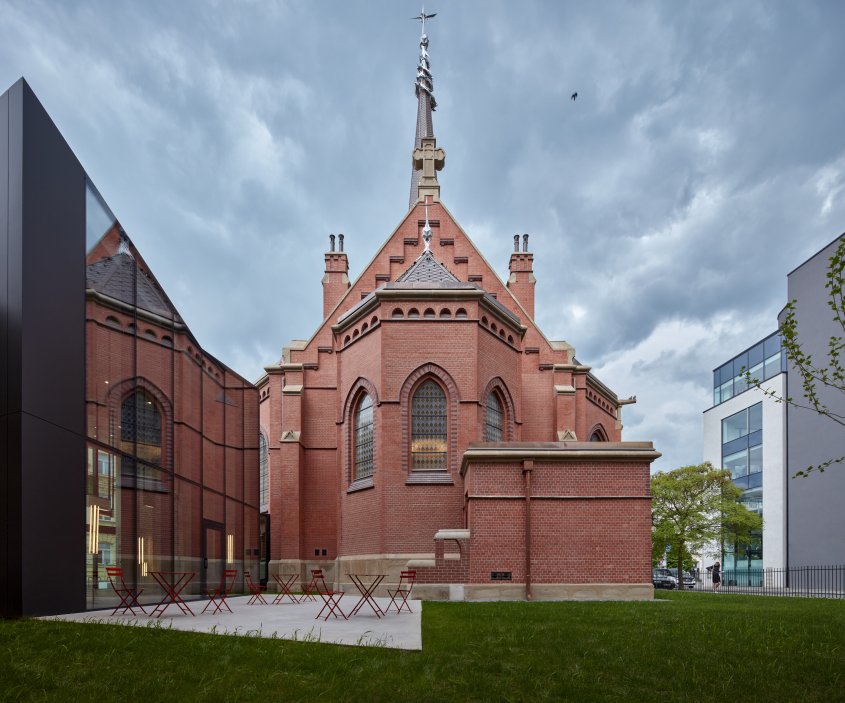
422, 205, 433, 251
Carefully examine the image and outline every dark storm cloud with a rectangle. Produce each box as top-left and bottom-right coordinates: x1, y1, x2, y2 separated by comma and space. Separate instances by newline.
1, 0, 844, 471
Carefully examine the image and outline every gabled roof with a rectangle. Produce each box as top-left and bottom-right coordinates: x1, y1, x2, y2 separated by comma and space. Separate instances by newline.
86, 252, 180, 321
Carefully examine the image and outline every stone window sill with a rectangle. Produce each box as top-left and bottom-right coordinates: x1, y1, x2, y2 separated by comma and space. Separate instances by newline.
347, 476, 374, 493
406, 472, 454, 485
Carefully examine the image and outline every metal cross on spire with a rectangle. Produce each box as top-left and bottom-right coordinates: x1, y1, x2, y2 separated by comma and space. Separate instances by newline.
412, 8, 437, 36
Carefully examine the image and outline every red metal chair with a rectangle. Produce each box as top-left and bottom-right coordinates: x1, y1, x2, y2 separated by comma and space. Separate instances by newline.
105, 566, 147, 616
311, 569, 346, 620
272, 573, 301, 605
244, 571, 268, 605
299, 570, 319, 602
202, 568, 238, 614
387, 570, 416, 614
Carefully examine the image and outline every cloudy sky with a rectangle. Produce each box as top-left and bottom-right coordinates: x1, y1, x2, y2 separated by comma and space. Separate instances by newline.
2, 0, 844, 473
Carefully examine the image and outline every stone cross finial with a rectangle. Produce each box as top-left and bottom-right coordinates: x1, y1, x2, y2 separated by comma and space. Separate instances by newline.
412, 137, 446, 201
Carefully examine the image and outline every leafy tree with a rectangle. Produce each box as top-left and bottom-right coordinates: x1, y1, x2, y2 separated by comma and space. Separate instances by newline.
747, 235, 845, 476
651, 463, 762, 581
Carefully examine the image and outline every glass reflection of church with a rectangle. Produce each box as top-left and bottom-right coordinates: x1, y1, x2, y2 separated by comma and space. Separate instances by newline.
83, 182, 260, 610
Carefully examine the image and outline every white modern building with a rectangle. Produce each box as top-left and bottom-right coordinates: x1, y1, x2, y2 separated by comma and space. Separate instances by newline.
702, 332, 787, 573
702, 233, 845, 577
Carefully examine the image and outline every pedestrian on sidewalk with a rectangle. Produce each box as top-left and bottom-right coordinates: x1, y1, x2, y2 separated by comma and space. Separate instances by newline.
712, 561, 722, 592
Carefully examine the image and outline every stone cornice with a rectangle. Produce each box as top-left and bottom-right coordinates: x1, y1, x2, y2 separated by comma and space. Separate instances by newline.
586, 373, 619, 403
375, 287, 485, 302
478, 297, 526, 335
331, 295, 380, 332
460, 442, 661, 476
552, 363, 592, 373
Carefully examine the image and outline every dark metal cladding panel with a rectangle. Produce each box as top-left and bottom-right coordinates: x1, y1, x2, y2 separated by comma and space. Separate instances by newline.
0, 79, 23, 617
21, 414, 85, 615
5, 80, 23, 417
20, 81, 85, 433
1, 413, 23, 617
20, 81, 86, 615
0, 79, 86, 616
0, 84, 8, 419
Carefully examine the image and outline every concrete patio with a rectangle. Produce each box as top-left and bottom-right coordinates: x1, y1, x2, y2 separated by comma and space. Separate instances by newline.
44, 594, 422, 650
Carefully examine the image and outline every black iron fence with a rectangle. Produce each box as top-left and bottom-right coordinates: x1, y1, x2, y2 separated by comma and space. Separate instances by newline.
656, 565, 845, 598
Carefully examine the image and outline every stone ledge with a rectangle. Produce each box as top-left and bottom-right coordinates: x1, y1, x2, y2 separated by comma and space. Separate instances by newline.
411, 582, 654, 602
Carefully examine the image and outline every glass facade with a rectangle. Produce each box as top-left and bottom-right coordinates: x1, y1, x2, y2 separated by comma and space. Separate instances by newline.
721, 403, 763, 578
411, 379, 448, 471
84, 178, 260, 610
713, 331, 785, 406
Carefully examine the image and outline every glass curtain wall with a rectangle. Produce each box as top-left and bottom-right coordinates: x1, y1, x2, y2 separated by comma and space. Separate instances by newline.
721, 402, 764, 583
713, 332, 785, 406
84, 178, 259, 610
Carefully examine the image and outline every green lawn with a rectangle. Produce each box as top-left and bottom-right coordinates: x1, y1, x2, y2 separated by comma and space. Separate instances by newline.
1, 593, 843, 702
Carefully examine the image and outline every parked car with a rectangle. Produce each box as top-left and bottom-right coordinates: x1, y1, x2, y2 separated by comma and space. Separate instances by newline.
652, 568, 678, 590
668, 568, 697, 589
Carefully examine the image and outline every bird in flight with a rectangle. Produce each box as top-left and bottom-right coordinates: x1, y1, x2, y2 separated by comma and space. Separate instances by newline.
571, 92, 578, 101
413, 11, 437, 21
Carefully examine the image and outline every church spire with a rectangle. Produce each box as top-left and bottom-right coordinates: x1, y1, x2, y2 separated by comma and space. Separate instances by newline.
409, 9, 445, 208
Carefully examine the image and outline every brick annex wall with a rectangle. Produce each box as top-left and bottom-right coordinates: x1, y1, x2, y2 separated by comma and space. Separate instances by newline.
460, 450, 655, 586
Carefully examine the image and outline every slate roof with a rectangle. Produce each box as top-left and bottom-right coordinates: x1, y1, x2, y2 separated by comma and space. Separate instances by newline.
86, 253, 179, 320
396, 249, 461, 284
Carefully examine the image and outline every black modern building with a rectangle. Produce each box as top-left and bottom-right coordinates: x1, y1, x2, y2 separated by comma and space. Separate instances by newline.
1, 78, 87, 616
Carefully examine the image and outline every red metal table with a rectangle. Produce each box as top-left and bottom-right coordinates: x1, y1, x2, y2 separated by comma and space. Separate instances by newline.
272, 573, 301, 604
347, 573, 386, 618
149, 571, 196, 618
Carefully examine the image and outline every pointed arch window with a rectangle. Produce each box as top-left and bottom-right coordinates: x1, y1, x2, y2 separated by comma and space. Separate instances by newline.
485, 392, 504, 442
411, 380, 447, 471
354, 393, 374, 480
589, 426, 608, 442
120, 390, 162, 465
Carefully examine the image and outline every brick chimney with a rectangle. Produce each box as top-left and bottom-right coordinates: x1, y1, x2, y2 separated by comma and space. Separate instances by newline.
323, 233, 350, 319
507, 233, 535, 319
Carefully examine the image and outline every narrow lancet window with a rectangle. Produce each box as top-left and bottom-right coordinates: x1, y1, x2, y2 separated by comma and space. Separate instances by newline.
485, 392, 504, 442
355, 394, 374, 480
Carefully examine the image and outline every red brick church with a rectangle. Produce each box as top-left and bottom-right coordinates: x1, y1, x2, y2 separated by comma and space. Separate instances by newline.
258, 22, 658, 600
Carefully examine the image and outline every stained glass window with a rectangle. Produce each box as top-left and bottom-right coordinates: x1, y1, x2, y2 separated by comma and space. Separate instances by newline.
259, 431, 269, 509
355, 394, 374, 480
411, 380, 447, 471
485, 392, 504, 441
120, 390, 161, 465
